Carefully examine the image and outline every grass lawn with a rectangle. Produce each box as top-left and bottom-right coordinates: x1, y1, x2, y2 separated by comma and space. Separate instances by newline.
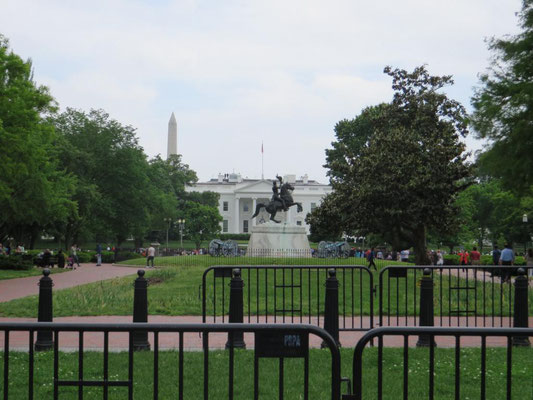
0, 267, 67, 281
0, 264, 526, 321
0, 347, 532, 399
120, 254, 398, 268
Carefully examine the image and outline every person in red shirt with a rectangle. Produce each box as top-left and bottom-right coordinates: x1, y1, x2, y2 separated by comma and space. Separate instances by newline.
459, 249, 470, 265
470, 246, 481, 265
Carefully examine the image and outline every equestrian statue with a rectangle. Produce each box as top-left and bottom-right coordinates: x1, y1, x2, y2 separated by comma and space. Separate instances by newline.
251, 175, 303, 223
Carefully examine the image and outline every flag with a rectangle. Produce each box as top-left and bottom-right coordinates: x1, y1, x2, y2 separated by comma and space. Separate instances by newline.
261, 142, 264, 153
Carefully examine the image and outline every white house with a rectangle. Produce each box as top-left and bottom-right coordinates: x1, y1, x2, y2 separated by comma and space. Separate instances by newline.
186, 173, 332, 234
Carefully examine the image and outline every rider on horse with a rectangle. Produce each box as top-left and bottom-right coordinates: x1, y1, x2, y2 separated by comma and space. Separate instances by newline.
272, 175, 288, 211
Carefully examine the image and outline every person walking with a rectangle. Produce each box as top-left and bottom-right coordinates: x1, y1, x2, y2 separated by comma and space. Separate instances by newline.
70, 244, 80, 269
492, 245, 501, 265
470, 247, 481, 265
436, 250, 444, 266
367, 247, 377, 270
146, 245, 155, 268
499, 243, 515, 283
96, 243, 102, 266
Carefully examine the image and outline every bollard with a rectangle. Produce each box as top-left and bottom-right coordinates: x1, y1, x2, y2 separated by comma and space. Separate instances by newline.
35, 269, 54, 351
322, 268, 340, 348
416, 268, 436, 347
512, 268, 530, 346
132, 269, 150, 351
225, 268, 246, 349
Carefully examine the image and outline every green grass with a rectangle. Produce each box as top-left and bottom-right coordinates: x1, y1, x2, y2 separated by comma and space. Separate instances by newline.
0, 347, 532, 399
0, 267, 68, 281
0, 265, 526, 320
119, 254, 397, 268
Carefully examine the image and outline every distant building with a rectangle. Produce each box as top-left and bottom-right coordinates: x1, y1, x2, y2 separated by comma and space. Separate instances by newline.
186, 173, 332, 234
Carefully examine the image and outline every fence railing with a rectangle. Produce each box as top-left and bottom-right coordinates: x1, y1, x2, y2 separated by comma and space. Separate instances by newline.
349, 326, 533, 400
378, 265, 530, 328
0, 322, 341, 400
202, 265, 374, 332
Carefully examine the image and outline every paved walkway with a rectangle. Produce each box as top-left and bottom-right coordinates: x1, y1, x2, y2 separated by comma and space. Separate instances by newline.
0, 263, 145, 303
2, 315, 528, 350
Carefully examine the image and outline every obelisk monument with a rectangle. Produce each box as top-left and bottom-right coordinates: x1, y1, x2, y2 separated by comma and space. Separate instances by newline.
167, 112, 177, 159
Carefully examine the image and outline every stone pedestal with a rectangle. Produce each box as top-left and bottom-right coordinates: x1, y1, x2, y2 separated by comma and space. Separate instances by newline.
246, 222, 311, 257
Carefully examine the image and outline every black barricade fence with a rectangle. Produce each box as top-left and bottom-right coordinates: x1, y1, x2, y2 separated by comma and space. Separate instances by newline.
0, 322, 341, 400
202, 265, 374, 332
378, 265, 531, 328
349, 327, 533, 400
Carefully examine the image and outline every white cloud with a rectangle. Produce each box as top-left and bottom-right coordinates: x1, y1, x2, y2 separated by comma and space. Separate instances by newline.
0, 0, 524, 182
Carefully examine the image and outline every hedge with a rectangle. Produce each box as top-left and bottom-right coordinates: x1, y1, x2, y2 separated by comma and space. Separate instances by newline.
443, 254, 526, 266
217, 233, 251, 241
0, 255, 33, 270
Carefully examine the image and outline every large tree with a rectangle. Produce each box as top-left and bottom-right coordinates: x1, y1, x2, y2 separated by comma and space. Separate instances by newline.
0, 35, 76, 246
52, 108, 158, 247
471, 0, 533, 193
320, 66, 472, 264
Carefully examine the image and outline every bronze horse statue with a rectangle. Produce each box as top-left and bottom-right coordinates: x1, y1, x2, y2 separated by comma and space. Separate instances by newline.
251, 181, 303, 223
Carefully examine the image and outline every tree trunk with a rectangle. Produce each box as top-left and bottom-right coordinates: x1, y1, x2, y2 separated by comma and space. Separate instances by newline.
413, 224, 430, 265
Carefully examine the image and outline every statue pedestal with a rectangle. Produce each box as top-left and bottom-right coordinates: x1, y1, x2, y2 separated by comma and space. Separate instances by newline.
246, 222, 311, 257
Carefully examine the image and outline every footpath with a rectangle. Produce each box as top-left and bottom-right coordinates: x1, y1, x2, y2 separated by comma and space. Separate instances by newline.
0, 263, 145, 303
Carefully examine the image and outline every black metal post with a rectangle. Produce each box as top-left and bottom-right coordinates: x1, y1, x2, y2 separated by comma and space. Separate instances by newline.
35, 268, 54, 351
132, 269, 150, 350
512, 268, 530, 346
225, 268, 246, 349
416, 268, 436, 347
322, 268, 340, 348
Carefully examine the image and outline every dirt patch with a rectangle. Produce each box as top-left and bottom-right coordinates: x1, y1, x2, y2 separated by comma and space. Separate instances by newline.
146, 277, 164, 285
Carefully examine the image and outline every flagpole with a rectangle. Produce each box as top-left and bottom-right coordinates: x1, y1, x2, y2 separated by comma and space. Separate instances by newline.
261, 141, 264, 180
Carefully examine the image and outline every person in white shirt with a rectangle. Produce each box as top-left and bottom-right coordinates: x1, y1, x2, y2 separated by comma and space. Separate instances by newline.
436, 250, 444, 266
146, 246, 156, 268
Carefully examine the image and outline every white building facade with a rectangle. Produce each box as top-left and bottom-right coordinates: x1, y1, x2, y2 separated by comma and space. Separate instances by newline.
186, 173, 332, 234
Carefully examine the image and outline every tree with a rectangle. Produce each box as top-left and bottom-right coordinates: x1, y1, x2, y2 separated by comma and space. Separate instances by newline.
52, 108, 158, 247
305, 193, 344, 242
0, 35, 76, 246
471, 0, 533, 193
320, 66, 472, 264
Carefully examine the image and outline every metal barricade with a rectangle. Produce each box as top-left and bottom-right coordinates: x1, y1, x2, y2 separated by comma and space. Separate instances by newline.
348, 326, 533, 400
378, 265, 524, 328
0, 322, 341, 400
202, 265, 374, 331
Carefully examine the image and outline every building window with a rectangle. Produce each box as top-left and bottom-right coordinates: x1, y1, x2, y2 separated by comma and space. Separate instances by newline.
296, 221, 302, 226
243, 203, 249, 212
223, 201, 228, 211
223, 220, 228, 232
243, 220, 249, 233
310, 202, 317, 212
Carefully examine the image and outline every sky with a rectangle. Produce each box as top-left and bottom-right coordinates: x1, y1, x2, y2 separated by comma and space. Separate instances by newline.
0, 0, 523, 183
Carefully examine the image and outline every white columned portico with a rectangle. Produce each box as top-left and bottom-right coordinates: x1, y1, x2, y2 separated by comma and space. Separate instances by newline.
252, 197, 257, 226
234, 197, 240, 233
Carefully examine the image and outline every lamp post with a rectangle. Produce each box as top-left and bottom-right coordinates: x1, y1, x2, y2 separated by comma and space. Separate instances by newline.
164, 217, 172, 254
523, 214, 528, 254
177, 219, 186, 250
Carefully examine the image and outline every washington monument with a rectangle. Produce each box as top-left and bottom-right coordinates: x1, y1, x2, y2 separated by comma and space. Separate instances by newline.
167, 112, 177, 159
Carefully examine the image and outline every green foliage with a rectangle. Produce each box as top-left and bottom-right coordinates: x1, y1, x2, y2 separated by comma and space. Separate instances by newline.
471, 1, 533, 193
0, 35, 76, 245
217, 233, 251, 241
0, 255, 33, 270
318, 66, 473, 264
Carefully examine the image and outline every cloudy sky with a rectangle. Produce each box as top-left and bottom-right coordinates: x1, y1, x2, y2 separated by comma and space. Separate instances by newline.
1, 0, 523, 183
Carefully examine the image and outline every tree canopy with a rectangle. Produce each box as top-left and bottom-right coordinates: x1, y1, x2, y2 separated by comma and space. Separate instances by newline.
0, 35, 76, 246
471, 0, 533, 193
317, 66, 473, 264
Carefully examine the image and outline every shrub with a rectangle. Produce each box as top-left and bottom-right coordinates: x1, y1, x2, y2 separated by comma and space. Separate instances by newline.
0, 255, 33, 270
217, 234, 251, 241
